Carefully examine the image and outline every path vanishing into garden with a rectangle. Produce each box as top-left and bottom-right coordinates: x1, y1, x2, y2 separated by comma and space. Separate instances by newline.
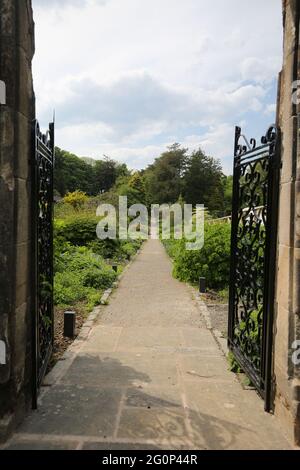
4, 240, 291, 450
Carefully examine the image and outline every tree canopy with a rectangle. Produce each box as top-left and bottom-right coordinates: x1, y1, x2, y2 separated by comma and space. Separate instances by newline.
54, 144, 232, 217
54, 148, 129, 197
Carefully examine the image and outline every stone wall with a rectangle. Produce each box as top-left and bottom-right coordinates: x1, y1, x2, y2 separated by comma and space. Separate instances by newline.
0, 0, 35, 441
274, 0, 300, 446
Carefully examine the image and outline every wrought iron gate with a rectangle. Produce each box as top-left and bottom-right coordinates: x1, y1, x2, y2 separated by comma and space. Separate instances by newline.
32, 120, 55, 408
228, 125, 280, 411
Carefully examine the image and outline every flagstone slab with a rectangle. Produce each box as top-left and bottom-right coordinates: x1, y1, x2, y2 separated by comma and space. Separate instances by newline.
17, 385, 121, 438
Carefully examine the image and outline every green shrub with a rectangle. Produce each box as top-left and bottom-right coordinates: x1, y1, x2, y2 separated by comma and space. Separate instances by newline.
228, 351, 243, 373
165, 222, 231, 289
63, 190, 89, 210
54, 271, 87, 305
55, 216, 99, 246
87, 239, 123, 259
82, 266, 116, 290
53, 244, 117, 310
120, 240, 141, 259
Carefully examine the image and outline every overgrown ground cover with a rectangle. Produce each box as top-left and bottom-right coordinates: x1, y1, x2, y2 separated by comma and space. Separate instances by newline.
52, 192, 143, 361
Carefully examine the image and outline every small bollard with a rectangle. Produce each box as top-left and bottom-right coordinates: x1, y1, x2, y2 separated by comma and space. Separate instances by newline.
199, 277, 206, 294
112, 264, 118, 273
64, 311, 76, 339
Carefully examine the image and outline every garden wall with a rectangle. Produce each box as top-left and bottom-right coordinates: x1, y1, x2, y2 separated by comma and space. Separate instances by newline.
0, 0, 35, 441
274, 0, 300, 446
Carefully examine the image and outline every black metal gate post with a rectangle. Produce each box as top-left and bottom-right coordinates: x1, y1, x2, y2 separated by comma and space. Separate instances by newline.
228, 125, 280, 411
32, 120, 55, 408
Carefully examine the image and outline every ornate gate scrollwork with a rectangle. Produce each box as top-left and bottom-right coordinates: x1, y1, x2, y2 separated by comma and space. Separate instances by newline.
228, 125, 280, 411
32, 120, 55, 407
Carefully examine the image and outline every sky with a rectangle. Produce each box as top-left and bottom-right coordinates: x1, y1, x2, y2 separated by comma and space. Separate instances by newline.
32, 0, 283, 174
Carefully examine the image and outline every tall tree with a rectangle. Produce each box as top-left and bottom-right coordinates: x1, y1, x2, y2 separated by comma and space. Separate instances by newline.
144, 143, 188, 205
54, 147, 95, 196
183, 149, 224, 214
94, 156, 129, 194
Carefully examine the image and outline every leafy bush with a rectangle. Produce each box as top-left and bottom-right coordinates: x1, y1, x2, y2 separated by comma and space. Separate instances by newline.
54, 271, 87, 305
63, 190, 89, 210
120, 242, 137, 259
54, 215, 143, 260
228, 351, 243, 373
54, 216, 99, 246
164, 222, 231, 289
82, 266, 116, 290
88, 239, 141, 260
87, 239, 123, 259
54, 244, 117, 310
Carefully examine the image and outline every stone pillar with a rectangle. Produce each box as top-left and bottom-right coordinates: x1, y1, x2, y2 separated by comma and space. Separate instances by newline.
274, 0, 300, 446
0, 0, 35, 441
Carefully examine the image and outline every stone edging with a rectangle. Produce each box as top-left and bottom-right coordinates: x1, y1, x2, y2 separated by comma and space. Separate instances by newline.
189, 286, 228, 357
191, 289, 258, 392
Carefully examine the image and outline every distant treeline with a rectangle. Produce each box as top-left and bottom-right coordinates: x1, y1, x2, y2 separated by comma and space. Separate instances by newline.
54, 144, 232, 216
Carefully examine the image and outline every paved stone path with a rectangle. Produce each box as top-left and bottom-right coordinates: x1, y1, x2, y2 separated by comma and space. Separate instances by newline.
3, 240, 291, 450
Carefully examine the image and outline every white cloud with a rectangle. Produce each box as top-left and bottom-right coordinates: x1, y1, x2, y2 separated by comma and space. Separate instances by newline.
264, 103, 277, 116
40, 73, 269, 137
34, 0, 107, 9
241, 57, 281, 84
32, 0, 283, 172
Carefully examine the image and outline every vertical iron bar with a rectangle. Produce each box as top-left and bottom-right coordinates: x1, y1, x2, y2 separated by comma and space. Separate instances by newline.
31, 120, 38, 409
263, 129, 281, 412
228, 127, 241, 347
49, 122, 55, 350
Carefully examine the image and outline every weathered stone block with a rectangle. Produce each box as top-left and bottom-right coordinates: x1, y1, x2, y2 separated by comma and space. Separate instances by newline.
295, 185, 300, 246
12, 303, 28, 395
274, 391, 295, 444
280, 116, 297, 184
0, 107, 14, 151
292, 249, 300, 316
276, 245, 293, 311
15, 240, 30, 290
17, 1, 35, 60
15, 112, 31, 180
0, 36, 17, 109
16, 178, 30, 245
0, 182, 14, 251
0, 247, 13, 315
0, 0, 16, 37
282, 0, 299, 58
279, 50, 298, 124
18, 47, 34, 118
15, 283, 28, 310
278, 182, 292, 247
